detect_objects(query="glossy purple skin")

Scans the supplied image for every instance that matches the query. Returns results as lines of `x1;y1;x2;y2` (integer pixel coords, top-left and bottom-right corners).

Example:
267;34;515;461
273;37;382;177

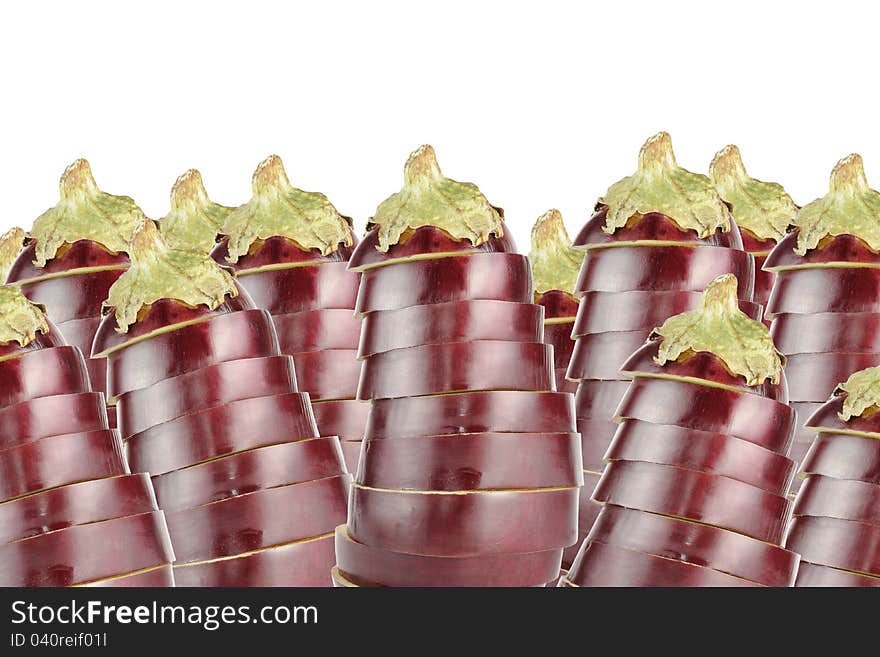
174;534;338;587
793;475;880;526
125;392;320;476
615;377;795;455
785;515;880;576
794;561;880;587
765;267;880;317
6;240;128;284
312;399;370;441
771;311;880;355
544;322;574;370
0;474;157;544
0;346;91;410
573;208;744;250
764;230;880;271
54;317;110;396
93;290;254;357
116;355;298;439
358;300;544;359
82;358;107;395
235;262;360;315
554;368;578;394
537;290;579;320
0;429;127;503
211;234;356;272
561;472;603;568
335;525;562;587
803;395;880;435
752;255;775;321
164;475;350;563
54;316;99;353
291;350;361;401
575;244;755;300
584;504;798;587
784;352;880;402
577;418;619;471
739;230;777;255
349;222;517;272
356;432;583;491
572;290;763;336
573;380;632;420
104;309;280;400
566;540;759;587
0;511;173;587
606;419;795;495
787;441;812;494
593;460;791;544
150;437;347;512
338;439;363;469
365;390;576;439
348;485;579;557
566;330;651;382
20;269;125;324
740;234;777;315
620;340;789;402
275;308;361;354
800;433;880;485
355;253;533;316
357;341;555;400
0;392;109;450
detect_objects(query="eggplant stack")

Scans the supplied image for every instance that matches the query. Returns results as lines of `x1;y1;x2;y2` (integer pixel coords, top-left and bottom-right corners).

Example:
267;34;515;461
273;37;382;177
333;145;582;587
5;160;143;430
0;264;174;587
765;155;880;495
788;367;880;586
563;133;769;565
92;196;349;587
562;274;800;587
211;156;367;474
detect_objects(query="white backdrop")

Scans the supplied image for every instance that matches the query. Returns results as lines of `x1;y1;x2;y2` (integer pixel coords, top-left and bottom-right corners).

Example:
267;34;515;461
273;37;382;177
1;1;876;250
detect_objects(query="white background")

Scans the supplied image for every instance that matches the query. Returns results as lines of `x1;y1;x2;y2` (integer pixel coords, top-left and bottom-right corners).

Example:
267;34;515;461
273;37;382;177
1;1;876;249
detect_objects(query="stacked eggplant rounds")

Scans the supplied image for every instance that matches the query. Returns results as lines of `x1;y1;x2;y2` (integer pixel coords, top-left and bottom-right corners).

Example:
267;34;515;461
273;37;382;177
332;146;582;587
92;218;349;587
562;274;799;587
765;155;880;491
710;145;797;326
528;210;590;569
211;156;366;473
565;133;762;552
0;277;174;587
787;367;880;586
5;160;144;429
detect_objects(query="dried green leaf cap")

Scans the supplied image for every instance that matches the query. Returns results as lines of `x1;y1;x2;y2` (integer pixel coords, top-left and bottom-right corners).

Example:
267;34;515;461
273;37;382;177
836;366;880;421
222;155;353;263
0;285;49;347
528;209;583;294
371;145;504;252
600;132;731;238
653;274;784;386
30;159;146;267
794;154;880;255
0;227;26;283
105;218;238;333
161;169;234;254
710;145;797;242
